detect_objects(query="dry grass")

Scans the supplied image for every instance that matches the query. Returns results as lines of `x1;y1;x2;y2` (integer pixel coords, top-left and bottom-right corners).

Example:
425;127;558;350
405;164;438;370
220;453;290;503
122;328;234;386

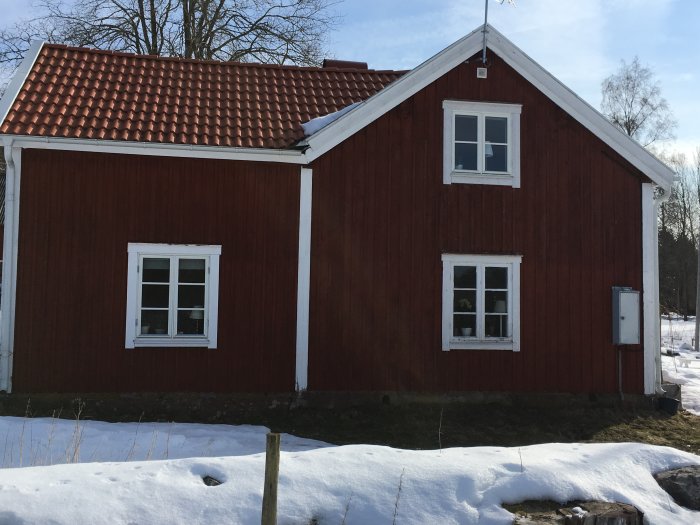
1;394;698;454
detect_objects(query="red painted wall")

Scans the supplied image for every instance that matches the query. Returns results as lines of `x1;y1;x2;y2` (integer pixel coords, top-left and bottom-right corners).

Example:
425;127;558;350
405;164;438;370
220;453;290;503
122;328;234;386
308;51;647;394
11;49;650;395
13;151;300;392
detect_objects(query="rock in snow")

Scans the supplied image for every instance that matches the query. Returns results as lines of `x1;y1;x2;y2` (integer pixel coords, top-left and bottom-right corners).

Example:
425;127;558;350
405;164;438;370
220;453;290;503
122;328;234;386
654;465;700;511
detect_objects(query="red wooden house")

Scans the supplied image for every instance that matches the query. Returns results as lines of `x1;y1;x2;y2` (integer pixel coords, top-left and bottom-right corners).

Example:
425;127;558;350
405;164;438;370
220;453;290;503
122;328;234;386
0;25;674;396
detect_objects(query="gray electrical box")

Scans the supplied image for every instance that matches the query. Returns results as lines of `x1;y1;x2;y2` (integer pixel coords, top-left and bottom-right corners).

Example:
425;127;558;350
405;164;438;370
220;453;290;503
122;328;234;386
612;287;640;345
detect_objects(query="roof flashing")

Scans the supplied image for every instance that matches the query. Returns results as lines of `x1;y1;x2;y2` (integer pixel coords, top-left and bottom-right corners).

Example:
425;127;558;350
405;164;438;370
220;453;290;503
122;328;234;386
0;40;44;129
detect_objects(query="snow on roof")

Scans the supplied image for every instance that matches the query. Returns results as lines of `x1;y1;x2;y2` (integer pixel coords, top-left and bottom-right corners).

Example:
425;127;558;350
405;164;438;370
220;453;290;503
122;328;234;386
301;102;361;137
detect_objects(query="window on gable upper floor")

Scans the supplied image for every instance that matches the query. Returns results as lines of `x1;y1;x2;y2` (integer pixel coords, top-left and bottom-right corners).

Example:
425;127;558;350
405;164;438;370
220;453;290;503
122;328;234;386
442;101;522;187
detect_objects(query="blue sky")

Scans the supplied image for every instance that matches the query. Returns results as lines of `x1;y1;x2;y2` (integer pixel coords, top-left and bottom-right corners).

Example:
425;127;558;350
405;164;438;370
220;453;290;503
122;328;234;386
2;0;699;158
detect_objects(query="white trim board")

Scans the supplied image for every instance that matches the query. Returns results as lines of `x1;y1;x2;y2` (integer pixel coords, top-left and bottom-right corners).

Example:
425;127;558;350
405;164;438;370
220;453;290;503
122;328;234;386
5;135;306;165
302;24;674;191
641;184;658;395
295;168;313;391
0;41;44;129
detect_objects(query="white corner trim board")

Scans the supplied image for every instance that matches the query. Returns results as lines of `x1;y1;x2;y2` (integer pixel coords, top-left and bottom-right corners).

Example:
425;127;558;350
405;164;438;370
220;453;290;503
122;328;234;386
641;184;657;395
295;167;313;391
0;141;22;392
0;41;44;128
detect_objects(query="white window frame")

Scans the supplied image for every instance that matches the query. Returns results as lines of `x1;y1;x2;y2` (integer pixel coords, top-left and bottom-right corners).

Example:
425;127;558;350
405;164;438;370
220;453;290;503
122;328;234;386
125;243;221;349
442;100;522;188
441;254;522;351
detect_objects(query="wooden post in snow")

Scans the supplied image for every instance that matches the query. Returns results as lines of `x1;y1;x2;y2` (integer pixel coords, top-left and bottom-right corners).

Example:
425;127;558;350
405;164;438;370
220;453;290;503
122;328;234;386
261;432;281;525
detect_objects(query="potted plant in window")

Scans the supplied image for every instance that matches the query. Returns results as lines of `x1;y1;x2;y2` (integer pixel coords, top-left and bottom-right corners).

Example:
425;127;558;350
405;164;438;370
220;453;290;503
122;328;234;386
457;297;473;336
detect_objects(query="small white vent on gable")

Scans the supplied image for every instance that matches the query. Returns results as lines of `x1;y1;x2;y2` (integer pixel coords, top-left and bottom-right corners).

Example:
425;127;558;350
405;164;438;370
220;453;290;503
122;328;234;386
476;67;488;79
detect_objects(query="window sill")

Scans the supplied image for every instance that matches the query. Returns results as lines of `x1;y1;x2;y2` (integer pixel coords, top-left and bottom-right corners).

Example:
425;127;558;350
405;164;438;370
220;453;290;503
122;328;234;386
448;171;516;187
131;337;214;349
444;339;517;351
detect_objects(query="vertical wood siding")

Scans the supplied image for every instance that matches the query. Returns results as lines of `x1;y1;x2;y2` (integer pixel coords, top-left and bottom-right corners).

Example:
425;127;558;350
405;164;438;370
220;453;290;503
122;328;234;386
13;151;300;392
308;51;647;394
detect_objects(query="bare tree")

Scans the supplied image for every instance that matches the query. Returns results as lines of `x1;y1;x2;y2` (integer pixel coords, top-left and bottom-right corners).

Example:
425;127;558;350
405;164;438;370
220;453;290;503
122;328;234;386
601;56;677;148
0;0;338;71
692;147;700;351
658;153;697;320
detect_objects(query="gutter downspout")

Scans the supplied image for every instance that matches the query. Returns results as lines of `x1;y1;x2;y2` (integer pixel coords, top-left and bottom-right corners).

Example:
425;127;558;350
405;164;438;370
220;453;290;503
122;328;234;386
0;139;19;392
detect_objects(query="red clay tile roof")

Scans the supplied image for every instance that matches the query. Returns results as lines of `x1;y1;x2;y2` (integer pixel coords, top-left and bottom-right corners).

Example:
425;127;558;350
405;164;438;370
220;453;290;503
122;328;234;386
0;44;406;149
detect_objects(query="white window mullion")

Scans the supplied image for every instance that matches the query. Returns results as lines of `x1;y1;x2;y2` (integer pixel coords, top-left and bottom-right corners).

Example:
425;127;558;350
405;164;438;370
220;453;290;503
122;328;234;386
476;264;484;339
477;114;485;173
506;115;512;174
452;114;458;173
507;266;513;339
169;255;177;337
203;259;210;338
136;255;143;334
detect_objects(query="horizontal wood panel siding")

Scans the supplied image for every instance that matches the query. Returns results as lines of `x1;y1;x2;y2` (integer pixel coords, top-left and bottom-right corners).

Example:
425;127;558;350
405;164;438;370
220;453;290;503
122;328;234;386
309;51;646;394
14;150;300;392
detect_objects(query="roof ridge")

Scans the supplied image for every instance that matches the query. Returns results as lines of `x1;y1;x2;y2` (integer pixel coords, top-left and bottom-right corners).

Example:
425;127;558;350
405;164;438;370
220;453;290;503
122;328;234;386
41;43;408;74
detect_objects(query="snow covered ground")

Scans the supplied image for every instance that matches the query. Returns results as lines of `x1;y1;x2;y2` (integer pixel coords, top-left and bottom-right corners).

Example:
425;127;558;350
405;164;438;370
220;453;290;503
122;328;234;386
0;322;696;523
0;418;698;524
661;316;700;415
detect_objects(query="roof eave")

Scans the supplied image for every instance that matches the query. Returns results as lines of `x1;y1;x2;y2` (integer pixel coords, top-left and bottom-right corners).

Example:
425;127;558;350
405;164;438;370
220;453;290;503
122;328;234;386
2;134;307;164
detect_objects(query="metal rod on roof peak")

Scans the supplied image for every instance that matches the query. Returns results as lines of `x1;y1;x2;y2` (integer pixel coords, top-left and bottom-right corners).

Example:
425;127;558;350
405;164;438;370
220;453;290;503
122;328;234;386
482;0;489;64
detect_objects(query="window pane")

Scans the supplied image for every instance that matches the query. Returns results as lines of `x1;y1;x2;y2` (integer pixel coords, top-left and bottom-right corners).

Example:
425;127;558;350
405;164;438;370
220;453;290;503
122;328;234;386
143;258;170;283
485;144;507;172
454;314;476;337
141;310;169;335
454;290;476;313
142;284;169;308
485;314;508;338
485;290;508;313
455;143;477;170
454;266;476;288
178;310;205;335
455;115;477;142
179;259;206;283
178;284;205;308
485;117;507;143
485;267;508;289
